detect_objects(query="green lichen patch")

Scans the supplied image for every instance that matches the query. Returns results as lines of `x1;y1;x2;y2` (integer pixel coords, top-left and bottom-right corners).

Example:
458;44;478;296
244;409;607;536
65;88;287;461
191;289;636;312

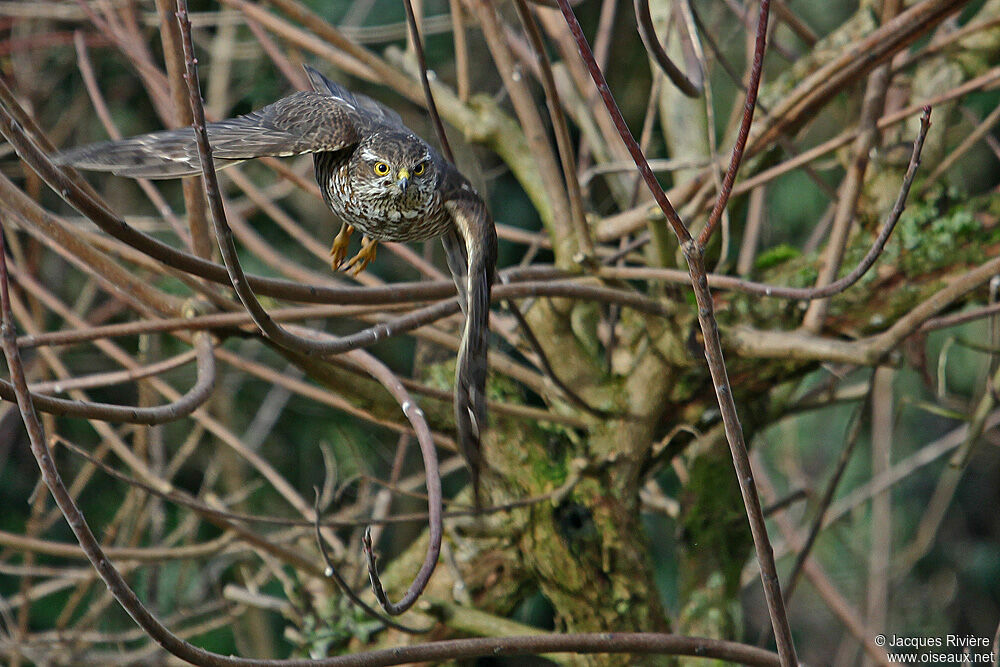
754;243;802;271
890;189;985;276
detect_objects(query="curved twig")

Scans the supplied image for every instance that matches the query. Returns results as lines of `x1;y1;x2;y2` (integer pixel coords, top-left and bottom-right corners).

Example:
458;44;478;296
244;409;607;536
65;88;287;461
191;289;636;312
0;327;216;424
346;350;443;615
633;0;702;98
312;491;432;633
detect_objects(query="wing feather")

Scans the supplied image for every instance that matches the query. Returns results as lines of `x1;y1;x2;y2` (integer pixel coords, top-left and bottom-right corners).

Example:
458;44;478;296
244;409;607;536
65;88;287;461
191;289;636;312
54;90;362;179
304;65;406;130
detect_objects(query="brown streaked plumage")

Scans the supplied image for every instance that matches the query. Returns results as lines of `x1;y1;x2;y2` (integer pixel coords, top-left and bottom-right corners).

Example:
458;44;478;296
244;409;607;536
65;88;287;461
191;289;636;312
55;65;497;506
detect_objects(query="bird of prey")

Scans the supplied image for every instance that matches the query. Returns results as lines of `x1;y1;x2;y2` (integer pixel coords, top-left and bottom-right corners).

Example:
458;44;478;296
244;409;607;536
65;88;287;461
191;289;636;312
56;65;497;505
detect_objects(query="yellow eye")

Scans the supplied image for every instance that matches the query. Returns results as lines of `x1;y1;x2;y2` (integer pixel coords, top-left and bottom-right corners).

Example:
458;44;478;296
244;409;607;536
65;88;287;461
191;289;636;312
373;162;390;176
413;162;426;176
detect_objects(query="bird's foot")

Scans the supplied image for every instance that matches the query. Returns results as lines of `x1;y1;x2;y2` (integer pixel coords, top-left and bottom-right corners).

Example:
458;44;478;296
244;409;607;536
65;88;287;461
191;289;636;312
329;224;354;271
343;236;378;276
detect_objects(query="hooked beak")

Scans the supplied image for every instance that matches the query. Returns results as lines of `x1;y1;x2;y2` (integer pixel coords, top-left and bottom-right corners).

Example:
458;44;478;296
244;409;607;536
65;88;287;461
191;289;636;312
396;168;410;193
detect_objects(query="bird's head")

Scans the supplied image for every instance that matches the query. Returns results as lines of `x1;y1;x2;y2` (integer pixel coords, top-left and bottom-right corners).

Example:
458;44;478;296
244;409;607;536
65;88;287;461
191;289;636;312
352;132;438;209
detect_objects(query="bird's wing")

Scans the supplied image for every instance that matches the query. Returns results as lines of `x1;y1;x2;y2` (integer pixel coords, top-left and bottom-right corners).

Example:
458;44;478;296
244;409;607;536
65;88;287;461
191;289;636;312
441;174;498;510
304;65;407;130
53;90;363;179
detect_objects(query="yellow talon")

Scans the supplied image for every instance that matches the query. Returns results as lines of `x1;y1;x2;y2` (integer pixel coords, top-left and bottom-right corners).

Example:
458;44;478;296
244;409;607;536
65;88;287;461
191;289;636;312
329;223;354;271
343;236;379;276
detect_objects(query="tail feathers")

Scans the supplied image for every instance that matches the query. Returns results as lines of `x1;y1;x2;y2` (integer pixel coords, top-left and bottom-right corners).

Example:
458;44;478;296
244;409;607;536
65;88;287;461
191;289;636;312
455;330;489;510
443;199;497;512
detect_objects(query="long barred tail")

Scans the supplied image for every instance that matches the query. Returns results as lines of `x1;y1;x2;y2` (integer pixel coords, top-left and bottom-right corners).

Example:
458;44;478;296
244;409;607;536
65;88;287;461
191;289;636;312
443;196;497;511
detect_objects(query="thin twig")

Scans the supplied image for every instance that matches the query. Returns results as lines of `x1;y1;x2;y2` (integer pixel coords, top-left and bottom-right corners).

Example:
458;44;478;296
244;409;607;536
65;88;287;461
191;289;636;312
26;348;196;394
801;17;898;333
697;0;769;246
866;366;893;648
401;0;453;162
922;302;1000;332
153;0;213;259
633;0;701;97
512;0;594;260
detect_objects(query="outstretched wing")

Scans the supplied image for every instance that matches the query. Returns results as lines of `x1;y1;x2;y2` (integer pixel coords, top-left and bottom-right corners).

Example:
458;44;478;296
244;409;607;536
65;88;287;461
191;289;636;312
54;90;362;179
303;64;407;130
441;176;498;510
